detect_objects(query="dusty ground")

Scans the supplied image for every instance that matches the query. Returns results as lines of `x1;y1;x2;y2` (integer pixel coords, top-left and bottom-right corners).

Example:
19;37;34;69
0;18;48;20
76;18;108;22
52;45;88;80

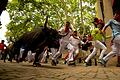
0;59;120;80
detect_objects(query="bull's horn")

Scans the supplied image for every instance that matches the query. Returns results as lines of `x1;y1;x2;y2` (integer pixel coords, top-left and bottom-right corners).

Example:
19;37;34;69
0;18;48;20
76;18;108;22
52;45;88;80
44;15;49;28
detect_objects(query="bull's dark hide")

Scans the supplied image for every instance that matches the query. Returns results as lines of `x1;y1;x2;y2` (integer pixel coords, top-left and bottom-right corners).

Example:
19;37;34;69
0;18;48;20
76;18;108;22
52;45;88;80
11;26;61;65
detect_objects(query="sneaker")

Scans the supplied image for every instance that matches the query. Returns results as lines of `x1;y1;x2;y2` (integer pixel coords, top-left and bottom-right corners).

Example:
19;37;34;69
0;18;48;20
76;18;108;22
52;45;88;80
98;59;107;67
98;59;102;63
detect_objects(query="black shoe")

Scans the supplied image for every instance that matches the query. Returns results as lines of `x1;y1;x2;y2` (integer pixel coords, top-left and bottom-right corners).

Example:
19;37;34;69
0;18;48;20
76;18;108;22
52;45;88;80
88;60;92;66
68;61;76;66
44;59;48;63
64;61;67;64
85;62;90;67
51;60;56;66
56;60;59;64
33;62;41;67
116;63;120;67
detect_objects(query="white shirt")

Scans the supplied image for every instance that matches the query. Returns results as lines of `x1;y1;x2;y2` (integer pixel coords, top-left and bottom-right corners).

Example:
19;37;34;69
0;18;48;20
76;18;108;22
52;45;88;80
69;36;80;48
59;27;73;42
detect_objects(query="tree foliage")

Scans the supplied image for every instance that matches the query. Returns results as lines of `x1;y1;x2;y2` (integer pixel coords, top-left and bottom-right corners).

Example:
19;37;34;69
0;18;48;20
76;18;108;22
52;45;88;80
6;0;96;42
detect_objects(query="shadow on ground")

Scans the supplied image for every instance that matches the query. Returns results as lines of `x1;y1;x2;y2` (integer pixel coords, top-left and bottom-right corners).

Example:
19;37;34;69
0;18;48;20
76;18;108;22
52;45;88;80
21;63;65;69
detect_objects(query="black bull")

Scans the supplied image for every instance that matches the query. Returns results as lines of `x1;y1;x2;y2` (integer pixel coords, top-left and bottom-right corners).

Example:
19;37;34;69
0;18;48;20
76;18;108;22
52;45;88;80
9;27;61;66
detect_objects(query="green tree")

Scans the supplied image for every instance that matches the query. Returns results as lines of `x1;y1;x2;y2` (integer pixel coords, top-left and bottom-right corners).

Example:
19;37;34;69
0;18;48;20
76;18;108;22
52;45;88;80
6;0;96;42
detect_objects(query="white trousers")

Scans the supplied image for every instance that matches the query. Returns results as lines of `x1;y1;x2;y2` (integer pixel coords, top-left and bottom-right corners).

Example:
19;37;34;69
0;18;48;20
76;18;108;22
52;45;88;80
103;35;120;62
85;40;107;63
52;39;69;61
66;43;79;62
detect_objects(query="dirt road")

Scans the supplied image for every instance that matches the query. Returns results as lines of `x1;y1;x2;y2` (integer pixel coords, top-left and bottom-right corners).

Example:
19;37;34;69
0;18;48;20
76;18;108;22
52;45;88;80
0;60;120;80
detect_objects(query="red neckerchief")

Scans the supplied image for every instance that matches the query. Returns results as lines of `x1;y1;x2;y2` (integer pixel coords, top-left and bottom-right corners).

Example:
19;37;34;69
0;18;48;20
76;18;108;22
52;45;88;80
64;27;69;33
